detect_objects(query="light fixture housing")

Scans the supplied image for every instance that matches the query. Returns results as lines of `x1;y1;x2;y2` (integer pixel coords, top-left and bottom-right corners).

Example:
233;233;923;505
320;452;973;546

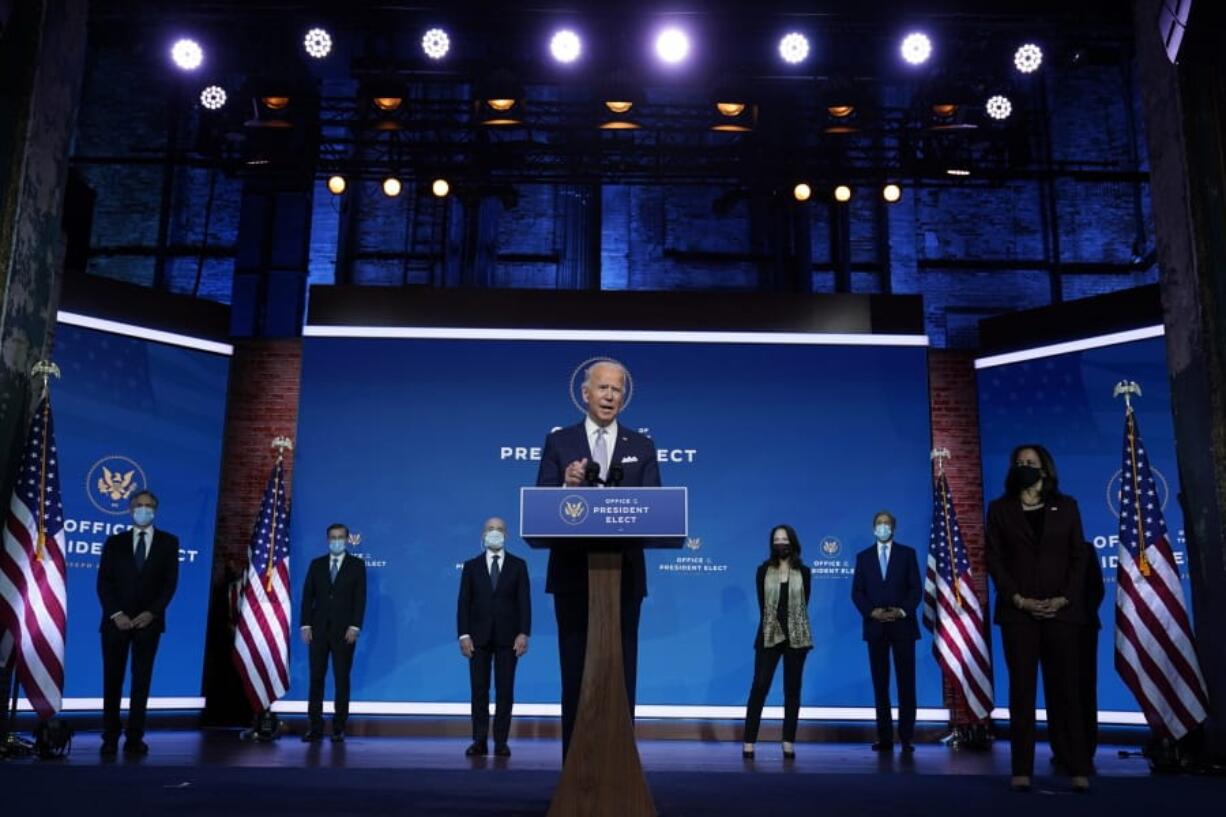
382;177;402;197
327;175;347;195
793;183;812;202
834;185;853;203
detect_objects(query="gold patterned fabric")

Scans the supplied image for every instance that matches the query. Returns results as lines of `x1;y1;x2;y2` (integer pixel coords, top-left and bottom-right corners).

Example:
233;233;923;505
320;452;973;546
761;564;813;649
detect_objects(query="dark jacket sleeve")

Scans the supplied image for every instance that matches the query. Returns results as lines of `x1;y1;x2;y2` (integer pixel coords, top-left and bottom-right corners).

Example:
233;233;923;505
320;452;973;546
517;559;532;637
299;559;315;626
1061;499;1088;603
801;562;812;604
351;558;367;629
151;534;180;617
641;437;661;487
851;551;871;618
903;546;922;613
536;433;563;487
754;563;765;615
457;562;471;638
1085;540;1105;622
97;536;121;618
985;501;1020;603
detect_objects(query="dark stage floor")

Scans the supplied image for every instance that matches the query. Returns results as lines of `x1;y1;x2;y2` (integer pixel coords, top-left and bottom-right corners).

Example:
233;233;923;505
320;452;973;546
1;730;1222;816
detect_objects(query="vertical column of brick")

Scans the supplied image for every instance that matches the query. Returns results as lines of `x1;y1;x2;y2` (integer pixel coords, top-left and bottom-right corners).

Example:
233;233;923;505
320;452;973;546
928;349;991;725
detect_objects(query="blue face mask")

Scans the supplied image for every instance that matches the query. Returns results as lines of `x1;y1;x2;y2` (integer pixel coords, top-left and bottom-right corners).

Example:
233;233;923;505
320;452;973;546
132;507;155;527
328;539;347;556
874;524;893;542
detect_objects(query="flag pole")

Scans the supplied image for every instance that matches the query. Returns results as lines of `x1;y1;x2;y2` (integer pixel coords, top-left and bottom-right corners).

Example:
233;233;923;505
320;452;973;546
30;362;60;563
930;448;961;609
1113;380;1150;577
263;437;293;593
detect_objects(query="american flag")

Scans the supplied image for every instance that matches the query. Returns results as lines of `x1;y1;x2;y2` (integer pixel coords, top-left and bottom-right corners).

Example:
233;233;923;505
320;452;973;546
923;471;994;720
231;457;292;713
1114;408;1208;739
0;395;67;719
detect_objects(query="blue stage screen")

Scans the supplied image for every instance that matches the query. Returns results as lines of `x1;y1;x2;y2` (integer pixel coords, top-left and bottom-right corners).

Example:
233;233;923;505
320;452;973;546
286;334;940;712
47;321;229;705
976;333;1186;716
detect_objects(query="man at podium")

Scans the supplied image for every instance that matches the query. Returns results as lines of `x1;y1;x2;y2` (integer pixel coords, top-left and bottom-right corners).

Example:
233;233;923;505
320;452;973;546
536;360;661;756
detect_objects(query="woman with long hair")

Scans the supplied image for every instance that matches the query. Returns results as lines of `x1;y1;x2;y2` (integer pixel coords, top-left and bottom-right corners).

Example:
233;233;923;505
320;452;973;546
741;524;813;760
987;444;1091;792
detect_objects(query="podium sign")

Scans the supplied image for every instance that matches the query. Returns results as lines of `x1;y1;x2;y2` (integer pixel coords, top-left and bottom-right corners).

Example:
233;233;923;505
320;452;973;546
519;486;688;541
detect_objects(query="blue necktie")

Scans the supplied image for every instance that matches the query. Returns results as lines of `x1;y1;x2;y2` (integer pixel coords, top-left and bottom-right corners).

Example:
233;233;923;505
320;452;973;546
593;428;609;481
135;531;147;572
330;557;339;583
878;545;888;579
490;554;501;591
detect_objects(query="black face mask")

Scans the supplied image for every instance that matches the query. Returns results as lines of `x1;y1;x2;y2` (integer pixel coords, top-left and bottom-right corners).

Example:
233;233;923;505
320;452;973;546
1008;465;1044;496
772;544;792;559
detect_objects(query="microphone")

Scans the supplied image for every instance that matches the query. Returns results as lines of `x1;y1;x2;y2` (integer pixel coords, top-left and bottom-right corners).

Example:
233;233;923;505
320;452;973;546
607;465;624;487
583;461;601;486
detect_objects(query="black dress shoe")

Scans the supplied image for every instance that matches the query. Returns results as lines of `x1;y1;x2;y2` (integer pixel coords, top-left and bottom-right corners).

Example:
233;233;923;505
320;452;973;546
871;742;894;752
100;739;118;757
900;743;916;755
782;746;796;760
494;743;511;757
301;730;323;743
465;741;488;756
123;738;149;756
330;730;346;743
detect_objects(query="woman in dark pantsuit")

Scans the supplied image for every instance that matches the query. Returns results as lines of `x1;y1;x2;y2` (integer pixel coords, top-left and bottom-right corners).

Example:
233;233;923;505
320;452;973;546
987;444;1091;793
742;525;813;760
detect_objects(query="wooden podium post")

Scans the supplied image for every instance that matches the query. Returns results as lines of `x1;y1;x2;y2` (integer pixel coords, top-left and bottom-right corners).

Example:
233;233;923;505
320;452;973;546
547;550;655;817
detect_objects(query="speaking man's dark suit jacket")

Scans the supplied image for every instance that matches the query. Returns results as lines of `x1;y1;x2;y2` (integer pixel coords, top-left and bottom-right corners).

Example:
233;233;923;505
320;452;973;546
457;552;532;646
300;553;367;637
986;494;1089;625
850;542;922;642
535;421;661;598
97;529;180;632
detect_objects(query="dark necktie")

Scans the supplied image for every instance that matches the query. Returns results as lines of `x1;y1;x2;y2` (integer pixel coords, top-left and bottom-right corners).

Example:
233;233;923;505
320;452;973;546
135;530;147;572
330;557;339;583
490;554;500;591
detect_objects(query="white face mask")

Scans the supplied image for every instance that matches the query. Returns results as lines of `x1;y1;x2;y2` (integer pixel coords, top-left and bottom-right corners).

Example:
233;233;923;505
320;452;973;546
483;530;505;551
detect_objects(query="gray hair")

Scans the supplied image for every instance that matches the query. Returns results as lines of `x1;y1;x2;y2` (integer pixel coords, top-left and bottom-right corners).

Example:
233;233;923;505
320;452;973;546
873;510;897;528
582;359;629;390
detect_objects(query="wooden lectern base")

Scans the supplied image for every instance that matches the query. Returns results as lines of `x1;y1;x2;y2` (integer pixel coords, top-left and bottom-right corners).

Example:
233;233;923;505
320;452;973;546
547;550;656;817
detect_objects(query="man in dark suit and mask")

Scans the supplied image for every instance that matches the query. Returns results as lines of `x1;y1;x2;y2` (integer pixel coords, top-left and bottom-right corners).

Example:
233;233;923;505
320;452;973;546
457;516;531;757
97;490;180;756
300;523;366;743
535;359;660;757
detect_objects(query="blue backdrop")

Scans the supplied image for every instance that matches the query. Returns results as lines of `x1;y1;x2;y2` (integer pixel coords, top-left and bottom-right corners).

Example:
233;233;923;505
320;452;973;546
52;322;229;702
287;336;940;710
976;335;1186;714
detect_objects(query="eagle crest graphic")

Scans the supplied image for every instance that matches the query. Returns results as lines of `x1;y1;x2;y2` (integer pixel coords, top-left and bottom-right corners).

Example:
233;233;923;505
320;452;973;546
97;467;137;502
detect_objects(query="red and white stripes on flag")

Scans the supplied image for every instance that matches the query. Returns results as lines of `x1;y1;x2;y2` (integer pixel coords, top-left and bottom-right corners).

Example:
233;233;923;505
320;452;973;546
232;457;292;713
0;395;67;719
923;471;994;720
1114;408;1208;739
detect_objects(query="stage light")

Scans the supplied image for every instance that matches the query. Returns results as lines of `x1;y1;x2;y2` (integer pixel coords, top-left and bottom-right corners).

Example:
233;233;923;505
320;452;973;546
793;183;812;202
946;168;971;177
605;100;633;114
486;98;516;112
827;105;855;118
432;178;450;197
199;85;227;110
551;29;582;64
655;27;690;64
882;183;902;203
382;177;402;197
303;27;332;59
422;27;450;60
778;32;810;65
171;38;204;71
834;185;852;202
373;96;403;112
900;32;931;65
327;175;347;195
261;96;290;111
986;94;1013;120
716;102;746;117
932;103;958;117
1014;43;1043;73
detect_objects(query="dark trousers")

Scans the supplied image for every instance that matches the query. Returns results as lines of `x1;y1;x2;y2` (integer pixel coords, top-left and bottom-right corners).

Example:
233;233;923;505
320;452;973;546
101;625;162;740
867;638;917;745
554;590;642;758
308;632;355;731
1045;625;1099;769
470;644;519;744
743;645;808;743
1000;619;1089;777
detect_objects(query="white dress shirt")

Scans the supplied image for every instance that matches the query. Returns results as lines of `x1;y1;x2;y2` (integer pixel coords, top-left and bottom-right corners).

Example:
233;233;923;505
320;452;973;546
584;416;618;474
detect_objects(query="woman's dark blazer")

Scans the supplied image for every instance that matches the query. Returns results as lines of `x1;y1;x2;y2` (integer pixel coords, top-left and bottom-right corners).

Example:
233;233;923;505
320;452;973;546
986;493;1089;626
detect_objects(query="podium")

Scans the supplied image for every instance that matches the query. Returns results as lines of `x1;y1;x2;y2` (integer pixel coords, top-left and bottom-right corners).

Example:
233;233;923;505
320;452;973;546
521;487;688;817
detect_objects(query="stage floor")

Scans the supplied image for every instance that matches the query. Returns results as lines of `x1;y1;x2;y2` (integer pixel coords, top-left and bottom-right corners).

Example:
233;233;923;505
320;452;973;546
1;731;1221;816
